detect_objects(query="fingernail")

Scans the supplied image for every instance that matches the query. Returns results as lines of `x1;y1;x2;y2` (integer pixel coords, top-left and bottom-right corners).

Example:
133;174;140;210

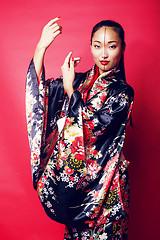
58;16;61;19
71;57;74;61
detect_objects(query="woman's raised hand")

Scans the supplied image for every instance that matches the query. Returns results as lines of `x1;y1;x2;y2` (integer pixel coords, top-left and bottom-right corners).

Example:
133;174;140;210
61;51;80;99
33;17;62;78
38;17;62;50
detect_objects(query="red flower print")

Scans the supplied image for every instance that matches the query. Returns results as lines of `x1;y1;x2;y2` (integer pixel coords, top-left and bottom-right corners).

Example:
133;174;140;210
70;136;85;160
33;153;38;160
93;89;98;95
85;220;95;228
70;176;75;181
58;140;68;160
89;148;98;156
43;176;47;180
96;84;104;90
83;125;90;139
87;121;94;130
61;112;65;118
65;118;72;126
90;137;97;144
97;214;107;224
58;140;66;151
104;152;119;172
37;181;45;191
65;167;74;175
93;150;98;155
100;93;106;102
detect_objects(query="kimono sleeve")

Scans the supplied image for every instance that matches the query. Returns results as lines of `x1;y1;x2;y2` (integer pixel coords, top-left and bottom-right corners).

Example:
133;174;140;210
25;59;64;189
26;59;46;149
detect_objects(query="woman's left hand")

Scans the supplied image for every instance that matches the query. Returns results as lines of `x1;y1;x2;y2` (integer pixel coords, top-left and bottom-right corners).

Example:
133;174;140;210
61;51;80;98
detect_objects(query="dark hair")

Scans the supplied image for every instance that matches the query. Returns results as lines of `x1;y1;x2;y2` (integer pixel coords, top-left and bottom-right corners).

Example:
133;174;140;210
91;20;126;81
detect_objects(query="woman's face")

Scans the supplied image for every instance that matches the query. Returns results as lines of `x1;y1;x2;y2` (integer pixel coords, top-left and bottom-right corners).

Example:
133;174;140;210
90;27;123;74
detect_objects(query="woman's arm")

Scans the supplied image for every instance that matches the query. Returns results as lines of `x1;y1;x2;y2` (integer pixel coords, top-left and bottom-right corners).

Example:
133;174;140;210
33;17;62;78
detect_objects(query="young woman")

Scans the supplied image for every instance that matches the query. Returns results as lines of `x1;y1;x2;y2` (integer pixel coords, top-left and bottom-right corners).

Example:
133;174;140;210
26;17;134;240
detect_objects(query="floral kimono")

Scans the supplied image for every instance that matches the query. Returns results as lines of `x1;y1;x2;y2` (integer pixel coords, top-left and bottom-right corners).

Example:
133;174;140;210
26;60;134;240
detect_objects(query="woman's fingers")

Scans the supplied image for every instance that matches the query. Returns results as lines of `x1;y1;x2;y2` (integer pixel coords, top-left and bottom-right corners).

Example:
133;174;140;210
69;57;75;69
61;52;74;98
46;17;60;27
66;51;73;61
38;17;62;49
61;52;74;75
73;57;81;62
71;57;81;67
52;25;62;40
47;18;62;36
61;52;81;98
47;21;62;36
53;25;62;35
50;23;62;31
53;30;61;39
63;51;72;67
74;57;81;67
74;57;81;62
62;52;81;70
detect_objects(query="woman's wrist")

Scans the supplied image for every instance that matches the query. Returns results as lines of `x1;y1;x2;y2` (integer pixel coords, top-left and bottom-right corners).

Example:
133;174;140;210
36;42;47;54
33;44;46;79
67;87;74;99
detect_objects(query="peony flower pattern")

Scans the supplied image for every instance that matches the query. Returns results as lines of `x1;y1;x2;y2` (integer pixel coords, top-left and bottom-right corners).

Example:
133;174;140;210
70;136;85;161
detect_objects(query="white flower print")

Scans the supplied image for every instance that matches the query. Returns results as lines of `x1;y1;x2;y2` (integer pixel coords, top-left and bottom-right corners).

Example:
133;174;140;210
45;201;52;208
64;124;82;143
67;181;74;188
99;233;108;239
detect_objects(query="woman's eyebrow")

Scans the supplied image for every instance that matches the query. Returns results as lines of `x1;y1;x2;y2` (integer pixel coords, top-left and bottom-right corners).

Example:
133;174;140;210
93;40;101;43
94;40;118;44
108;40;118;43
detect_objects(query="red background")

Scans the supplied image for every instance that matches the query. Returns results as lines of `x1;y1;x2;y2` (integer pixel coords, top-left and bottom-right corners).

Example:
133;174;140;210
0;0;160;239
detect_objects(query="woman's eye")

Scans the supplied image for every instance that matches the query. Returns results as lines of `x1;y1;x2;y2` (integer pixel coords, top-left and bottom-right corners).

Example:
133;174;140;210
109;45;116;49
94;45;100;49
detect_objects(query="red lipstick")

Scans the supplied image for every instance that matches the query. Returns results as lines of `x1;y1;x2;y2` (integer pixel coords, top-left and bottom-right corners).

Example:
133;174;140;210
100;60;109;65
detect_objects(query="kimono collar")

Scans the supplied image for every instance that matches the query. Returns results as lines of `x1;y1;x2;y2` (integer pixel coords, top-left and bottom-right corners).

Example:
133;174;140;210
78;65;120;104
98;65;120;81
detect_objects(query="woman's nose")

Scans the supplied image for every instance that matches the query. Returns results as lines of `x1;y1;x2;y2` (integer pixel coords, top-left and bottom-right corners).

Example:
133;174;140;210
102;47;108;58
